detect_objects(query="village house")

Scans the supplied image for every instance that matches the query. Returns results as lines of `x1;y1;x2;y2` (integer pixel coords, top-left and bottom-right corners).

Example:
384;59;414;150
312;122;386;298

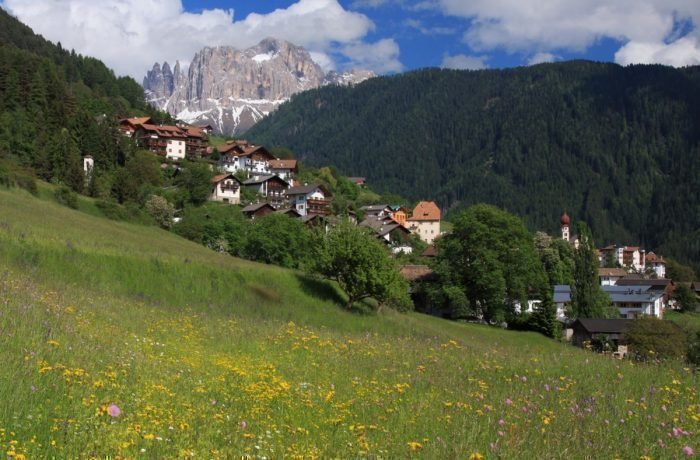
286;184;332;217
598;267;628;286
241;202;276;220
347;177;366;187
120;118;208;160
645;252;667;278
598;245;646;272
217;142;276;176
268;159;298;184
359;215;412;253
388;205;409;226
569;318;632;355
118;117;153;137
407;201;441;245
360;204;391;218
210;174;242;205
616;277;674;310
243;175;289;207
553;283;665;319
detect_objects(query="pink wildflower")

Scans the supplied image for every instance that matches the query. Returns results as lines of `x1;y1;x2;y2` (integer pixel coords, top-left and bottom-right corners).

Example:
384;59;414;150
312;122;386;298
108;404;121;417
498;419;505;426
682;446;694;457
505;398;512;406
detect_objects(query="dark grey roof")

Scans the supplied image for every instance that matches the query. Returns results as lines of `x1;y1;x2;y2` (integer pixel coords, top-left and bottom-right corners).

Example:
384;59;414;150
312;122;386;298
242;202;274;213
572;318;632;334
243;174;288;186
553;285;571;303
361;204;389;212
286;183;328;196
616;278;672;288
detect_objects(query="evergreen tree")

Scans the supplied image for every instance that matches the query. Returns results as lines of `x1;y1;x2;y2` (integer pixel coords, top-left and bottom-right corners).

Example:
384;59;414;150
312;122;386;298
570;222;610;318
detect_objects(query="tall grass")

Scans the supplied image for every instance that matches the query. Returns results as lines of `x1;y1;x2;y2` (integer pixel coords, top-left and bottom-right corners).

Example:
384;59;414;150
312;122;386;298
0;187;698;458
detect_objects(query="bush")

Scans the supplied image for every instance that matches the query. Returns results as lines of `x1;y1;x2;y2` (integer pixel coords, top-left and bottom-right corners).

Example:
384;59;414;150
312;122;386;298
53;186;78;209
145;195;175;229
0;160;37;195
623;317;688;361
96;199;128;221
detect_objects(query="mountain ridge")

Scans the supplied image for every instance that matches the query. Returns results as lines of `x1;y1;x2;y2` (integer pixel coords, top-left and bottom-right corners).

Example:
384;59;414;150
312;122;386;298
246;61;700;271
143;38;374;135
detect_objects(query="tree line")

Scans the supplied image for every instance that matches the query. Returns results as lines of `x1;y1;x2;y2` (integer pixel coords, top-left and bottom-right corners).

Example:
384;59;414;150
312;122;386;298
247;61;700;273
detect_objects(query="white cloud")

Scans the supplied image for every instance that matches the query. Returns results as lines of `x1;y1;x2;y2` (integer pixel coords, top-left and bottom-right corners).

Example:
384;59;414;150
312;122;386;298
341;39;403;73
615;36;700;66
528;52;558;65
434;0;700;67
441;54;488;70
2;0;392;79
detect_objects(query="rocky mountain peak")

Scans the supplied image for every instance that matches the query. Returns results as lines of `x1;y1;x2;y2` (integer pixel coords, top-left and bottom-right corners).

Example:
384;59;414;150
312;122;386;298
143;38;375;135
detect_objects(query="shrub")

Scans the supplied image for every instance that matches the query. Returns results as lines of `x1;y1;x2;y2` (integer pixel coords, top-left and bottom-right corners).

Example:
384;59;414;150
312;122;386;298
53;186;78;209
623;316;688;361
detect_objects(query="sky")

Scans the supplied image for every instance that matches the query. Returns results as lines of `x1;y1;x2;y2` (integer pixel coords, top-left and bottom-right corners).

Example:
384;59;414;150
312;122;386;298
2;0;700;81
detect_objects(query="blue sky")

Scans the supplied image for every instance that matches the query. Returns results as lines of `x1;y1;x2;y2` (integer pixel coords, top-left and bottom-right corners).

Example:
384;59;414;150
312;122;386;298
3;0;700;79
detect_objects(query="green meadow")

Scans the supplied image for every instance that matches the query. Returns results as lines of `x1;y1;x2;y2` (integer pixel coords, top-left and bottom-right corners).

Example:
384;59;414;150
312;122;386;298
0;186;697;459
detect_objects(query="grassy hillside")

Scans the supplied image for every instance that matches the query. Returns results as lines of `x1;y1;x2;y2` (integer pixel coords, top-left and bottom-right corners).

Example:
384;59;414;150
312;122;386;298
0;187;698;458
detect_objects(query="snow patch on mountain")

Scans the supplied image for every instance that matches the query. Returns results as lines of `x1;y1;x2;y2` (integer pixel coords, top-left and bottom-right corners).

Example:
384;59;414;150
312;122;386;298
143;38;375;135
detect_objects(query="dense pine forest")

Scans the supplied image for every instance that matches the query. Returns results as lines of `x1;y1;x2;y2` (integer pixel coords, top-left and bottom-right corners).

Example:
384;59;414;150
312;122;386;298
0;8;169;189
247;62;700;271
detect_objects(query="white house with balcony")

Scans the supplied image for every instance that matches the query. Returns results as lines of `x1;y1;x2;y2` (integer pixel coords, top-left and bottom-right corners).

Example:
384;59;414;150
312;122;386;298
286;184;331;216
210;174;242;205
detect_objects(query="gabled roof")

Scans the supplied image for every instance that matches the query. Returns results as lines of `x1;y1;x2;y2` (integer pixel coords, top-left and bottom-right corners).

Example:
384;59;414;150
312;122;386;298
360;217;410;238
218;142;245;155
243;174;289;186
276;208;301;217
361;204;389;212
210;173;241;184
242;202;275;213
120;117;153;127
645;252;666;264
572;318;632;334
241;145;276;160
286;183;330;197
408;201;441;221
422;245;437;257
268;159;298;170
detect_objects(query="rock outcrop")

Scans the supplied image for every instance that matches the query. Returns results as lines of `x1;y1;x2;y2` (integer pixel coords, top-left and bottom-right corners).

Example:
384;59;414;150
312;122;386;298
143;38;374;135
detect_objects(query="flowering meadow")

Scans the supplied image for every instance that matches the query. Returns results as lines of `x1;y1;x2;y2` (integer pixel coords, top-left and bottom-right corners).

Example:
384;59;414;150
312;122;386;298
1;187;698;458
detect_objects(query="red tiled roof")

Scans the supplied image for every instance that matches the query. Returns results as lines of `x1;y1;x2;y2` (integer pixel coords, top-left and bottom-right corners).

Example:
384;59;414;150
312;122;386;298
408;201;441;221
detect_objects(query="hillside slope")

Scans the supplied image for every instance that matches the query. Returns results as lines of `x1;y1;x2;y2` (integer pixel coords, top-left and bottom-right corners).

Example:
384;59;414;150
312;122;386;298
247;62;700;270
0;186;698;458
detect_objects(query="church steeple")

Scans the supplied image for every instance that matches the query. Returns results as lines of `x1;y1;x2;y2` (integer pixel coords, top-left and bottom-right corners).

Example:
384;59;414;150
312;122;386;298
560;212;570;241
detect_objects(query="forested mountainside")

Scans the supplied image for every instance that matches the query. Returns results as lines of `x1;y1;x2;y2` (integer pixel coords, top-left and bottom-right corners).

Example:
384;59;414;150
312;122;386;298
0;9;167;185
247;61;700;270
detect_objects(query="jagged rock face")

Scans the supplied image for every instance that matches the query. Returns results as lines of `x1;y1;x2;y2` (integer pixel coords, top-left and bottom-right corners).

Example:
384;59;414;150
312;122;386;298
143;38;374;135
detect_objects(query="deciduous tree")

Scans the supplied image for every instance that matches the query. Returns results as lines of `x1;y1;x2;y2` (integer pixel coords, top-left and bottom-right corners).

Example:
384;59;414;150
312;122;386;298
311;222;411;311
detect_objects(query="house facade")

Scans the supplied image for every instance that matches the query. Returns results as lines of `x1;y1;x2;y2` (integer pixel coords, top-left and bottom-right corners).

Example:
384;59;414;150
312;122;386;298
598;267;628;286
407;201;441;244
210;174;242;205
243;175;289;207
645;252;666;278
286;184;331;216
268;159;298;183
